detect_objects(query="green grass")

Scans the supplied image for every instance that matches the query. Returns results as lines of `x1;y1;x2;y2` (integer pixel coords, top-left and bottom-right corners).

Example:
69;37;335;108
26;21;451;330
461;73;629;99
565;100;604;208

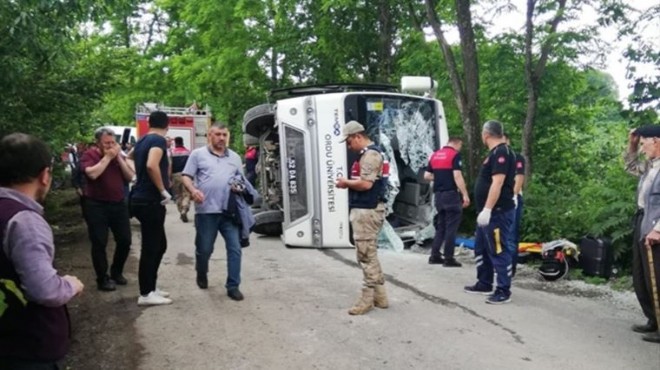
609;275;633;292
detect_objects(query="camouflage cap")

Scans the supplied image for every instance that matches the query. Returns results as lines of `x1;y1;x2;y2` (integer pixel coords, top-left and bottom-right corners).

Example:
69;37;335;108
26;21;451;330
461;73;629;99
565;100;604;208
339;121;365;143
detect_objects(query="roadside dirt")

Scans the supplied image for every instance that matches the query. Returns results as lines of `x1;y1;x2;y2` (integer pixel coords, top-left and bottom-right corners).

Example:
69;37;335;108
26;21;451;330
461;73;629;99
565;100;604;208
45;189;142;370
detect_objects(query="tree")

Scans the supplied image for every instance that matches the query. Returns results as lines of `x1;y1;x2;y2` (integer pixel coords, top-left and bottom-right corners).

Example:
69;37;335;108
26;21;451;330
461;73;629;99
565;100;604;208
620;3;659;125
0;0;122;147
402;0;483;179
520;0;629;182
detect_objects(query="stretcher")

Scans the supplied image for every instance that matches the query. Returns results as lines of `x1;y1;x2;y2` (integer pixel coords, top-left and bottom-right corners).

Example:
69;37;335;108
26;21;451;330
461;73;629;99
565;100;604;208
454;238;543;255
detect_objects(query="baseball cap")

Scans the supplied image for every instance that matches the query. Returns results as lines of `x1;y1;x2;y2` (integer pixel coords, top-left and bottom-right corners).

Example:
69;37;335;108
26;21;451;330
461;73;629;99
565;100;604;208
339;121;366;143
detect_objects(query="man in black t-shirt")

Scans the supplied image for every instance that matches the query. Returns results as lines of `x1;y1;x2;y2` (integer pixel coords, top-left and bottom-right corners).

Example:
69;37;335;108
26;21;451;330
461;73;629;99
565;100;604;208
464;120;516;304
129;111;173;306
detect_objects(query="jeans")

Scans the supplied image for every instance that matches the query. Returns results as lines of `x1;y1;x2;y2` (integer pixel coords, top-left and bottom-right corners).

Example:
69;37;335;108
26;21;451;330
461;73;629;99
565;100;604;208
430;191;463;259
130;201;167;296
83;199;132;282
194;213;242;290
506;194;524;276
475;208;515;294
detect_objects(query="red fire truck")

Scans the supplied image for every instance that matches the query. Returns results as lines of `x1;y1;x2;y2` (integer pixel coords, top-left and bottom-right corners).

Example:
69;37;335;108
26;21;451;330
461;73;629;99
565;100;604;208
135;103;212;149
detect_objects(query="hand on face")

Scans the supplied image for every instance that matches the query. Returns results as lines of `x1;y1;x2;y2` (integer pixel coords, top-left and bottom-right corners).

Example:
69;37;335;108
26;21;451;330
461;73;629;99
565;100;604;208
103;142;119;159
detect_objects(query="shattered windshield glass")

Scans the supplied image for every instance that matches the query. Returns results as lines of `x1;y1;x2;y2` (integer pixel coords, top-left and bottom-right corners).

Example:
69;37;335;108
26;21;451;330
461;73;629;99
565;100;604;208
344;95;438;251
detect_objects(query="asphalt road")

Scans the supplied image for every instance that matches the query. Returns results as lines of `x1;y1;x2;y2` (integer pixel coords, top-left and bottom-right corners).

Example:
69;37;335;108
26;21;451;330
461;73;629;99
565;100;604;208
131;205;660;370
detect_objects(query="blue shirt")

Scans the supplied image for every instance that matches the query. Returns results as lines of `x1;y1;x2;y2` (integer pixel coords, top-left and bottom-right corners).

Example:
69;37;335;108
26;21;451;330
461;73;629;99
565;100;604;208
131;133;169;202
182;146;243;214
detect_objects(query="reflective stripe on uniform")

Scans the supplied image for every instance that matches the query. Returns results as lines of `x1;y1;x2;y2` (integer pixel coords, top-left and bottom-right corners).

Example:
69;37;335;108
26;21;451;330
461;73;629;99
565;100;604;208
494;228;502;254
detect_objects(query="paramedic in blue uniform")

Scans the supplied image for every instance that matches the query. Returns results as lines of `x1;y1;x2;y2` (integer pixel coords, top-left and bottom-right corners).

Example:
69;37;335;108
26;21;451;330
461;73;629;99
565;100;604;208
464;120;516;304
504;133;526;277
424;137;470;267
624;124;660;343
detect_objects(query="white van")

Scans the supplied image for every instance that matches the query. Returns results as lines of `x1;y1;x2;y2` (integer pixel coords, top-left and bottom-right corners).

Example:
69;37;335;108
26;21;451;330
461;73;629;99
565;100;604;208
243;77;449;248
103;125;137;147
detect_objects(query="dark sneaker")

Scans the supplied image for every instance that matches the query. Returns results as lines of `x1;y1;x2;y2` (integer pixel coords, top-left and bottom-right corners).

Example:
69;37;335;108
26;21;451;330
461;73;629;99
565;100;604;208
227;288;244;301
464;283;492;295
97;277;116;292
111;274;128;285
180;213;189;223
443;258;462;268
196;274;208;289
486;289;512;305
428;255;445;265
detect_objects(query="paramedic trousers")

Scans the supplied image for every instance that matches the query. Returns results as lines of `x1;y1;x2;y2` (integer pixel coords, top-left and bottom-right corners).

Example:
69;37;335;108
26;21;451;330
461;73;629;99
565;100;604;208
431;190;463;259
475;208;515;294
506;194;524;277
350;203;386;288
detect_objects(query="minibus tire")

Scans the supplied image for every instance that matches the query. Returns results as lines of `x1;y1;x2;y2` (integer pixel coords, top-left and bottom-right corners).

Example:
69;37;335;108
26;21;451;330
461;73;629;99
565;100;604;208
243;104;275;137
252;222;282;237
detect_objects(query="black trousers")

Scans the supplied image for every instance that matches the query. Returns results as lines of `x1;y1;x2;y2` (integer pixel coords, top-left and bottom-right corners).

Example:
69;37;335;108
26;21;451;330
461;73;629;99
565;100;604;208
83;199;132;282
431;191;463;259
632;210;660;326
130;202;167;296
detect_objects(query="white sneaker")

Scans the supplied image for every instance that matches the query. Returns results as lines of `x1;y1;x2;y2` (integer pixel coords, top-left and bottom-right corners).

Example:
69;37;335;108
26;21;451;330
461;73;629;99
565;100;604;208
155;288;170;298
138;292;173;306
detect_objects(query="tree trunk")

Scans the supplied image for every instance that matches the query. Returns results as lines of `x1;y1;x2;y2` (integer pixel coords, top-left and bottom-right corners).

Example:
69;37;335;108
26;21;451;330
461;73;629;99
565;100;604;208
522;89;537;185
422;0;481;180
522;0;567;184
271;49;278;86
455;0;481;181
123;16;131;48
377;0;393;83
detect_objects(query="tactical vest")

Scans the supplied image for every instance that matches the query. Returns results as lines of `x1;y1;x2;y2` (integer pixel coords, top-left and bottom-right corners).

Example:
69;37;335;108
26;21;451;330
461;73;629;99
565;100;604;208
171;146;191;174
0;197;71;361
349;144;389;209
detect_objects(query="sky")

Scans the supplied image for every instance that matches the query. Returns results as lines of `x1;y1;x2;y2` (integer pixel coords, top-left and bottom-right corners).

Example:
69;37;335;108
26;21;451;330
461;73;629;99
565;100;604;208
440;0;658;102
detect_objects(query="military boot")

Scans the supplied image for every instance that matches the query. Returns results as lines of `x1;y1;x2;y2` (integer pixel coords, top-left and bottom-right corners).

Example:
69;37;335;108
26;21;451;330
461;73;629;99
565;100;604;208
348;288;374;315
373;284;389;309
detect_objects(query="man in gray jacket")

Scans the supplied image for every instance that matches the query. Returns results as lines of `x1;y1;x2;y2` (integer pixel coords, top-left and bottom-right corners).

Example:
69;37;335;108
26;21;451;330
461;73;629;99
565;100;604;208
625;124;660;344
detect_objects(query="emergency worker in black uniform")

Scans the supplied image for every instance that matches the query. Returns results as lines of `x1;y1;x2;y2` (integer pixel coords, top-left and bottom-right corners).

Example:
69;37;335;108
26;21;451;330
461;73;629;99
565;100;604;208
424;137;470;267
336;121;390;316
464;120;516;304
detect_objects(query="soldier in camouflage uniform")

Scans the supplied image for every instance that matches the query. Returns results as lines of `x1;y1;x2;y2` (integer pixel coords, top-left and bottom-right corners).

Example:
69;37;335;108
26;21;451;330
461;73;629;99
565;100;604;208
336;121;389;315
